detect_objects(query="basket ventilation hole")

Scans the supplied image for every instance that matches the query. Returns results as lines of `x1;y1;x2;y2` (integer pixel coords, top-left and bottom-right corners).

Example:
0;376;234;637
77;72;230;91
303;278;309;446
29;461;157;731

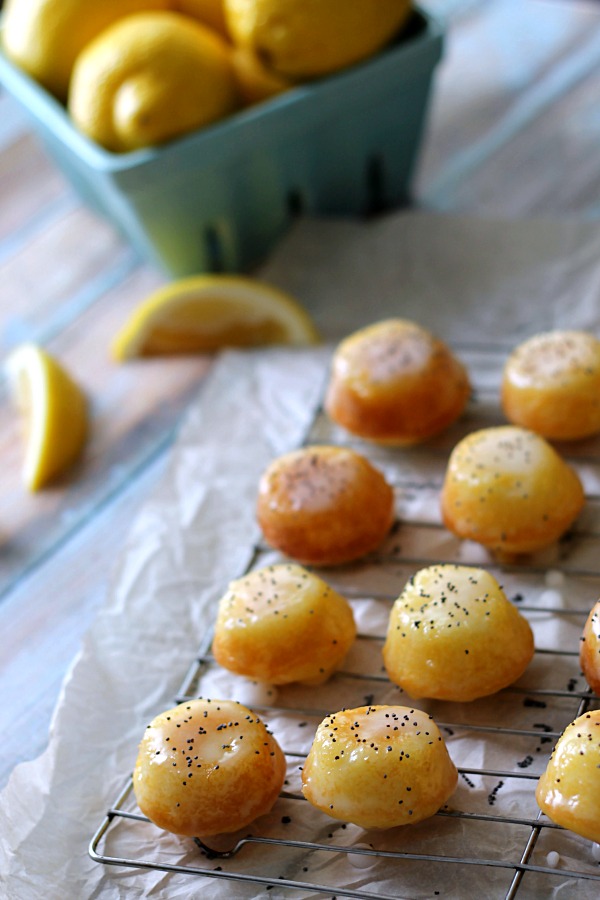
204;225;226;272
287;189;305;218
365;155;386;214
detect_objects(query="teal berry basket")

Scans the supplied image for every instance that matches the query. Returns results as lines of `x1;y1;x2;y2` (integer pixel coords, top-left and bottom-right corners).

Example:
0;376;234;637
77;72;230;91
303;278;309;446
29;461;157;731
0;8;443;277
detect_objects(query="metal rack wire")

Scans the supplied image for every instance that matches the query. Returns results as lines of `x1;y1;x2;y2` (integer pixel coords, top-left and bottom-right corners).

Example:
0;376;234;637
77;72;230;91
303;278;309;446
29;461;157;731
90;344;600;898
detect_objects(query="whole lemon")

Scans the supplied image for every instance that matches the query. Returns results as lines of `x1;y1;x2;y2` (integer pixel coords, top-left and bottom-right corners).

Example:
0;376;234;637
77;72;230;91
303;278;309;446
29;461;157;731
223;0;413;80
68;12;240;153
2;0;170;100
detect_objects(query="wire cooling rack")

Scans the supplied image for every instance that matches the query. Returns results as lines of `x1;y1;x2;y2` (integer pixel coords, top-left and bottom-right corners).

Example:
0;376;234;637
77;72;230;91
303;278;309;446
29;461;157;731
90;343;600;898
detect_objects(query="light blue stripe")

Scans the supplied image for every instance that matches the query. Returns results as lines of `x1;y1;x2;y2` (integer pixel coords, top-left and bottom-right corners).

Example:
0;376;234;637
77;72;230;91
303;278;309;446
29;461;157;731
0;193;79;266
0;428;174;604
422;24;600;209
0;90;29;150
0;246;141;359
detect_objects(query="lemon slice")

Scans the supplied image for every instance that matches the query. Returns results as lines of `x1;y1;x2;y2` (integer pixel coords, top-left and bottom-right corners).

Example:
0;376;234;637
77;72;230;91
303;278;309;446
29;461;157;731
111;275;320;359
5;344;88;491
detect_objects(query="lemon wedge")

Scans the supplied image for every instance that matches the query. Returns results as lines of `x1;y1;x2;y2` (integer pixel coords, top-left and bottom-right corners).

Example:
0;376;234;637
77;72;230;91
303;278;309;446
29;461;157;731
5;344;88;491
111;274;319;359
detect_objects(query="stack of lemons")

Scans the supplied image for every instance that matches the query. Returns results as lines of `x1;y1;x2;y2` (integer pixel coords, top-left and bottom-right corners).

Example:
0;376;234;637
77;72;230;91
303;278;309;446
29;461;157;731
2;0;413;152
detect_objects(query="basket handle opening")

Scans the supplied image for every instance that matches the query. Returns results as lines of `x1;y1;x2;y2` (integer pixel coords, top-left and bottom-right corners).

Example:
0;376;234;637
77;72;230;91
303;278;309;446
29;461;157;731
365;155;386;215
204;224;227;272
286;189;305;219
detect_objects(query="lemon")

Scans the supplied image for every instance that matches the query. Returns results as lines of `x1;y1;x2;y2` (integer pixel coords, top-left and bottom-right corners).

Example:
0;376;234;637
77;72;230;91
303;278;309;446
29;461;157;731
171;0;230;39
2;0;170;101
5;344;88;491
111;274;319;358
231;46;292;105
223;0;413;80
68;12;240;152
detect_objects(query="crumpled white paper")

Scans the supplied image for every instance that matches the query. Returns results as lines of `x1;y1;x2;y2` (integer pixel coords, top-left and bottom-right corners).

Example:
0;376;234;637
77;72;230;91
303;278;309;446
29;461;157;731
2;211;600;900
260;213;600;346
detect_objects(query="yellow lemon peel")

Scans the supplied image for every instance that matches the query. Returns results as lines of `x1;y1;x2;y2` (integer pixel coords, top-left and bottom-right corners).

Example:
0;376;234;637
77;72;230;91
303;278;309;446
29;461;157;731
223;0;413;80
171;0;230;39
68;11;239;152
2;0;170;100
231;46;292;105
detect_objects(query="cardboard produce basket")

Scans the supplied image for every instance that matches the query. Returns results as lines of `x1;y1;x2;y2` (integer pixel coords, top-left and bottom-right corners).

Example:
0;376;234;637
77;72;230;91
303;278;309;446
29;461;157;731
0;9;444;276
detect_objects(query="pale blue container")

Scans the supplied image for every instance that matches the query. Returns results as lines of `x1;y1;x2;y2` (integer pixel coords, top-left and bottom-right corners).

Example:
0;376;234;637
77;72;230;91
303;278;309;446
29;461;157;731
0;9;443;276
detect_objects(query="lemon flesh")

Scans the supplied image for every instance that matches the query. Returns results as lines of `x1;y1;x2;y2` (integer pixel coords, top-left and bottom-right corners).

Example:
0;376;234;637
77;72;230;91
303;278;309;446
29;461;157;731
111;275;319;359
223;0;413;80
68;11;240;153
5;344;88;491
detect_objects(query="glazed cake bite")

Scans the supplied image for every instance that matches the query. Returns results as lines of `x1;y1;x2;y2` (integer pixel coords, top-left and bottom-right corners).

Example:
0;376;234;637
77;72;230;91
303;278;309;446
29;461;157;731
212;563;356;685
536;709;600;844
383;564;534;701
325;318;471;445
440;425;584;556
502;329;600;440
133;698;286;837
301;705;457;830
256;444;395;565
580;600;600;695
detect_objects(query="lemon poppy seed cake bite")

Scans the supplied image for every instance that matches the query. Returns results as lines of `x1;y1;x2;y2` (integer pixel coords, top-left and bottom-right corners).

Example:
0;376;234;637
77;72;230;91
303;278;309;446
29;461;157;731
256;445;395;566
536;710;600;844
501;330;600;440
440;425;584;557
580;600;600;695
301;705;458;830
383;565;534;702
133;698;286;837
325;319;471;445
212;563;356;685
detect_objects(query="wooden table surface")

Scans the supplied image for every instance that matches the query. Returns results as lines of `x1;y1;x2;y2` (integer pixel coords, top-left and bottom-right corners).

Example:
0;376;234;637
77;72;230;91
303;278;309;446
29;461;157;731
2;0;600;791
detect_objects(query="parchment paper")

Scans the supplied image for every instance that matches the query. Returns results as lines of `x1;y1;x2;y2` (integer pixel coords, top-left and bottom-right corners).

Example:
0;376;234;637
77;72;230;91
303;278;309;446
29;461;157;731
2;211;600;899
